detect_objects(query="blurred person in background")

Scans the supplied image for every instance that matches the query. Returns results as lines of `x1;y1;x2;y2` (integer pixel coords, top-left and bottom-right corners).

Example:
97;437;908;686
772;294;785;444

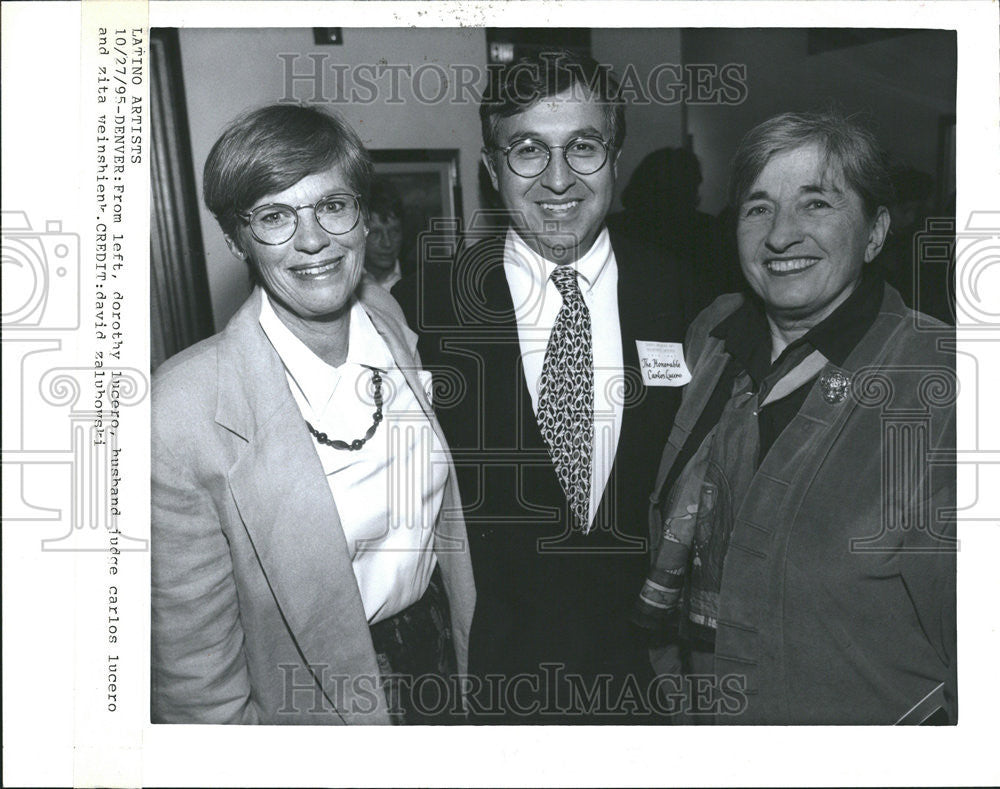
364;176;409;291
608;146;741;309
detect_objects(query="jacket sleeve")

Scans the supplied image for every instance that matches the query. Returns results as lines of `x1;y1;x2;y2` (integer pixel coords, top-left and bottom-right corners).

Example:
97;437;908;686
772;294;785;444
151;429;259;724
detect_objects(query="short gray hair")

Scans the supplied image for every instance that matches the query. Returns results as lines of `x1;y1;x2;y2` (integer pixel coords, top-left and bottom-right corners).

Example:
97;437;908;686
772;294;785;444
729;111;894;218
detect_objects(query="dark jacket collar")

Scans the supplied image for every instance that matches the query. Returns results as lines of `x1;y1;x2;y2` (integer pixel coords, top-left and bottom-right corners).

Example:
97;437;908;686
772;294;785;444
711;267;885;384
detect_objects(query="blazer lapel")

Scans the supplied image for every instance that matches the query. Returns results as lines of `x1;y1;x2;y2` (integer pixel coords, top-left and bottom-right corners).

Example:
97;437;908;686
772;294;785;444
755;290;911;487
216;289;387;723
349;282;476;674
359;286;470;554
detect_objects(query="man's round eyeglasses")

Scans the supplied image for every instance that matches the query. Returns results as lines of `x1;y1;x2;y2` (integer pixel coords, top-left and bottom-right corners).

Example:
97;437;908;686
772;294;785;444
238;193;362;246
491;136;611;178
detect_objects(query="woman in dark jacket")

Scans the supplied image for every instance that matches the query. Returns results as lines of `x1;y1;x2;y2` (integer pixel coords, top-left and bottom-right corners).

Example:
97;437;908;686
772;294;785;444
634;111;956;725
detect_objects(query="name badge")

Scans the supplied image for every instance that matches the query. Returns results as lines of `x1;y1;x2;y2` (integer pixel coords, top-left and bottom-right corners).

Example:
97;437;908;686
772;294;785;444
635;340;691;387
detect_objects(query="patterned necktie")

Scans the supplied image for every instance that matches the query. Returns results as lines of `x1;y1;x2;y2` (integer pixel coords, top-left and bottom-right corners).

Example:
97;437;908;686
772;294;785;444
537;265;594;531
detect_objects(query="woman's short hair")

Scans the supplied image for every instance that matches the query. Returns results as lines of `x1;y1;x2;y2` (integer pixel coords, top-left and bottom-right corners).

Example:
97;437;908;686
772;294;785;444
203;104;373;238
729;111;894;218
480;49;626;153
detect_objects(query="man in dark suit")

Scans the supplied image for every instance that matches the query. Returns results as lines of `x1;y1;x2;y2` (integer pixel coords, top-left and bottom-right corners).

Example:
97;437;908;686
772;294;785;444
396;50;696;722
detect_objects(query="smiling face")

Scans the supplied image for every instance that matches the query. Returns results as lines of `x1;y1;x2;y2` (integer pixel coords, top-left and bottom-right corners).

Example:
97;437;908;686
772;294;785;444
226;162;367;337
482;89;618;263
737;143;890;336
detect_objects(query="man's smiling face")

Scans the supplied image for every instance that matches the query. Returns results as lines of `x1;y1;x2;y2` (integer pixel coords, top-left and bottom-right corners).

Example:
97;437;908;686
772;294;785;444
483;89;619;264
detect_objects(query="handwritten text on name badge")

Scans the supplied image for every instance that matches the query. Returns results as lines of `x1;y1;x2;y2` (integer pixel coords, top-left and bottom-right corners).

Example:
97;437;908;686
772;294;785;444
635;340;691;387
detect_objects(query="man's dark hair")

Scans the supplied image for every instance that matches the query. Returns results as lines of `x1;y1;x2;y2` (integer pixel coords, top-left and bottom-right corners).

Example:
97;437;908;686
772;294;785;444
479;49;626;152
368;177;405;224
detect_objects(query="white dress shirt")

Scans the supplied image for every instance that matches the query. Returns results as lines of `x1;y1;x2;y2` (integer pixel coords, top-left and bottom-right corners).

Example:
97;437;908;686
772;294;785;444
259;293;445;624
503;227;624;528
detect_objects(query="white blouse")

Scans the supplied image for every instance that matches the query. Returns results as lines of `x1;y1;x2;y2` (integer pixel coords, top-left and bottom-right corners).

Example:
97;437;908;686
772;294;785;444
259;293;445;624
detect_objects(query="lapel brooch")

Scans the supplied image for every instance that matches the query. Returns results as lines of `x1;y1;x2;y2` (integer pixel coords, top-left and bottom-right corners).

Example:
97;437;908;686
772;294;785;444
819;370;851;404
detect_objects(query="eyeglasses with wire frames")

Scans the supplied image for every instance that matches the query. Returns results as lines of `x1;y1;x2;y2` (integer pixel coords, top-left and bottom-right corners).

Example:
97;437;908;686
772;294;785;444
489;136;612;178
237;192;362;246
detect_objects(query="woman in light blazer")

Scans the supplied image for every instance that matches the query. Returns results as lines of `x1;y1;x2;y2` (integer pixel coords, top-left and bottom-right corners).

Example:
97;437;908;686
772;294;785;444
151;104;474;725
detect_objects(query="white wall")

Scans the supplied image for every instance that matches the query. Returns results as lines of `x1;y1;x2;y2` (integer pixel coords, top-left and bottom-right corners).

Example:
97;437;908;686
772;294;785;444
179;27;488;329
683;29;956;215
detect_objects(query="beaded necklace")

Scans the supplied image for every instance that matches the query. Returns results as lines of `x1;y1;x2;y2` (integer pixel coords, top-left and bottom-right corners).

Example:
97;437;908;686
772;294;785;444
305;366;384;451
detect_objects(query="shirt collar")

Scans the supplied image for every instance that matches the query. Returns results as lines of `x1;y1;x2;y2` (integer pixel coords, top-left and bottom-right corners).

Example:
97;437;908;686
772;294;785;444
712;267;885;383
364;261;402;290
259;292;394;411
505;226;613;293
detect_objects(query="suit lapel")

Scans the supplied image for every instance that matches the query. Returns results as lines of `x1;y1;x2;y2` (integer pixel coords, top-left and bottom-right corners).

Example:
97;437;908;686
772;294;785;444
649;338;730;503
473;245;537;451
610;235;689;506
470;233;686;510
